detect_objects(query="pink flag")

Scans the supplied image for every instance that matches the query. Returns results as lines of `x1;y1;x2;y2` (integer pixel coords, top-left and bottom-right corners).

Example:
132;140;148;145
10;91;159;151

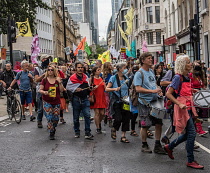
142;40;148;52
31;34;40;64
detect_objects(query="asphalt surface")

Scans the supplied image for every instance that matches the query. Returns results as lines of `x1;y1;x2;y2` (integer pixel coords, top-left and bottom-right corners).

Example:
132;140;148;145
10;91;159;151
0;107;210;173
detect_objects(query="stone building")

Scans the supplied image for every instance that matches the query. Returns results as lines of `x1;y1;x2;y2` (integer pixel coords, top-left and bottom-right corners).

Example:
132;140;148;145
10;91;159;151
114;0;130;51
52;0;80;59
134;0;165;62
163;0;179;64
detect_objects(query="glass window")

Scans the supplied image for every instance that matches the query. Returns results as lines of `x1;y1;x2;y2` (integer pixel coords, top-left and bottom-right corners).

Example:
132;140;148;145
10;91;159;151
147;32;153;45
156;32;161;44
146;0;152;3
203;0;208;9
134;0;138;8
155;0;159;2
146;7;153;23
135;15;138;29
155;6;160;23
121;10;127;21
125;0;130;7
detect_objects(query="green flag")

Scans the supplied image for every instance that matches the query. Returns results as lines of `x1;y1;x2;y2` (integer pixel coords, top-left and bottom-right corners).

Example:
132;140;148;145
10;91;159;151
84;42;91;56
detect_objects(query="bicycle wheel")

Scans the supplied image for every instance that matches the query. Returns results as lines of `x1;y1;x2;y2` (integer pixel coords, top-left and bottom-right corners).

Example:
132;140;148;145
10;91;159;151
7;98;12;120
12;99;22;124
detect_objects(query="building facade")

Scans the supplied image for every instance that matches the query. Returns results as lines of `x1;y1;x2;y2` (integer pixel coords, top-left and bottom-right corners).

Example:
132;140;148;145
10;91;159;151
64;0;99;45
163;0;209;65
200;0;209;65
134;0;165;62
163;0;179;64
52;0;80;59
114;0;130;51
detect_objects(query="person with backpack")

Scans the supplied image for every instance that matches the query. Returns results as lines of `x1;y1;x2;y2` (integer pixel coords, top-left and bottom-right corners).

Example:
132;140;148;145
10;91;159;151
160;67;176;144
8;60;35;121
34;57;49;128
106;63;131;143
128;65;139;137
164;54;204;169
134;52;165;154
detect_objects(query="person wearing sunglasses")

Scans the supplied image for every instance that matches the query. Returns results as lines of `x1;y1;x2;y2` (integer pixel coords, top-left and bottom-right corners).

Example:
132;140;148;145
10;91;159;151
39;66;64;140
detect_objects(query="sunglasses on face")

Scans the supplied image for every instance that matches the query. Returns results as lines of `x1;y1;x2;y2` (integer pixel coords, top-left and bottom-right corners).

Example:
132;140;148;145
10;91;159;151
48;69;54;71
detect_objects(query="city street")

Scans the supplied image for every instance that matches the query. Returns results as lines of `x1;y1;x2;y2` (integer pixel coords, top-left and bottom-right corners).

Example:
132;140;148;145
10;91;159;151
0;103;209;173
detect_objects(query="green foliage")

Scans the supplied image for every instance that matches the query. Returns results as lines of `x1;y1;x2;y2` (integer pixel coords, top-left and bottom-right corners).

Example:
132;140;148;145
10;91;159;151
87;45;106;60
0;0;51;35
95;44;106;55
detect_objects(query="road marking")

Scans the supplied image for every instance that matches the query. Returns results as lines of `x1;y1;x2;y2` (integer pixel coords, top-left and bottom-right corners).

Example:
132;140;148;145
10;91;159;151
0;131;6;133
0;122;11;127
195;141;210;154
24;131;31;133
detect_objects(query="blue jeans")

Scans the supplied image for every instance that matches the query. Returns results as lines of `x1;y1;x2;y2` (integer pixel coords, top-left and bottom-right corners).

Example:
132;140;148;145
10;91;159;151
168;111;196;163
36;92;43;121
72;96;91;134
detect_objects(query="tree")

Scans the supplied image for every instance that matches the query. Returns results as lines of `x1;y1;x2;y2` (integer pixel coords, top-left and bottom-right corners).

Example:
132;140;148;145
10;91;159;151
0;0;51;35
95;44;106;55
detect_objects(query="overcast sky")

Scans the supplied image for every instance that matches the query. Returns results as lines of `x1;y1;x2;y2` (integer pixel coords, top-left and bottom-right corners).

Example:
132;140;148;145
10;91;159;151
98;0;112;40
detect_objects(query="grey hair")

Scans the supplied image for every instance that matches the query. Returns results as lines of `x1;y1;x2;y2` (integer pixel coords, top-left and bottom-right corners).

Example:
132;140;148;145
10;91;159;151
21;60;29;67
116;62;126;71
174;54;190;75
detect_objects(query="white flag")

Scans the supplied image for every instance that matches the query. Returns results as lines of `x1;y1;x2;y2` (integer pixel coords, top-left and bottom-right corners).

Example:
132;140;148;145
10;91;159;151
73;43;77;53
110;46;120;58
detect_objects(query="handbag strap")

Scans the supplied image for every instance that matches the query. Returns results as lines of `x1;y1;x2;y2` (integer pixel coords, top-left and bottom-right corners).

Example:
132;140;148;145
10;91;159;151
139;97;150;107
115;74;122;98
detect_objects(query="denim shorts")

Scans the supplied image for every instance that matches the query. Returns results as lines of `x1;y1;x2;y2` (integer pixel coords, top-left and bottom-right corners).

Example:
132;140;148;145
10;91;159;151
138;104;163;128
19;90;32;105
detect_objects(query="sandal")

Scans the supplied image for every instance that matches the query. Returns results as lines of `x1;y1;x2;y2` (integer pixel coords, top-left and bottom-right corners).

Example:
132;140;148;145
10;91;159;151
120;137;130;143
130;131;139;137
111;128;117;139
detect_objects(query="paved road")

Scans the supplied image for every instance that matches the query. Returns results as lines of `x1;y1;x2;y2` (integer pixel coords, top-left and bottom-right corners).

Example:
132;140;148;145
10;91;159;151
0;107;209;173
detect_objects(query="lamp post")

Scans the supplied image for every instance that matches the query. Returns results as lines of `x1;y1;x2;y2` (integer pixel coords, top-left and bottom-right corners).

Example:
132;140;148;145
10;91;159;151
62;0;67;63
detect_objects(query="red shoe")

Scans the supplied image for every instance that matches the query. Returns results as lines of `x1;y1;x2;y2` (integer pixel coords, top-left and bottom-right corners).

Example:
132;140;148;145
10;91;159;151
198;130;208;137
186;161;204;169
164;144;174;160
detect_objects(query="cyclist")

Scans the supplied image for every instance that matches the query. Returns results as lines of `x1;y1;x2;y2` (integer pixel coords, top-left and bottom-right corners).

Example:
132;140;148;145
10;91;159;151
0;63;18;90
8;60;35;121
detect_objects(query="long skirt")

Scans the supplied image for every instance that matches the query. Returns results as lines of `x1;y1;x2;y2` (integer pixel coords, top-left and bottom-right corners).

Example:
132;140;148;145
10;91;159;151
43;101;60;133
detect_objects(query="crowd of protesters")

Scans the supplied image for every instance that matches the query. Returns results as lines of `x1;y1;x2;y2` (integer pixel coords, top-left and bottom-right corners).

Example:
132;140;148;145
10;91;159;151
0;52;209;169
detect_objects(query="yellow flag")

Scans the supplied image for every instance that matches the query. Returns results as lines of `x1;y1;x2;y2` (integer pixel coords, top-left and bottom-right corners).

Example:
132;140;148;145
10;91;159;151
53;58;58;63
125;7;134;35
101;50;111;64
118;24;131;51
98;54;102;61
16;18;32;37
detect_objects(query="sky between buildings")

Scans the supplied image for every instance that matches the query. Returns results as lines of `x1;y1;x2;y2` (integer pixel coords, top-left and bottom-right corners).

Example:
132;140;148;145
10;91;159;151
98;0;112;41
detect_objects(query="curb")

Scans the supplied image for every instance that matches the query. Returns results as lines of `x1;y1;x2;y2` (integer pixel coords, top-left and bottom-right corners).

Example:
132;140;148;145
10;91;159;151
0;115;9;122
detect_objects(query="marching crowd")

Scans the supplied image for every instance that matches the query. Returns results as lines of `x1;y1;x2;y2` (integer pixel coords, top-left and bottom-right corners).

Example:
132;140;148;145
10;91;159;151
0;52;209;169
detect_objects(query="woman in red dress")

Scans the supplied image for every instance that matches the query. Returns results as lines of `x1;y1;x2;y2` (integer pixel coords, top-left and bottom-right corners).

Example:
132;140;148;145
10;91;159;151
90;66;107;134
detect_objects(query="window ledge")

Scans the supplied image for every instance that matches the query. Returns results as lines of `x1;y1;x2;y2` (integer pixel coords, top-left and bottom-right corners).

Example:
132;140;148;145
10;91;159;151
201;8;209;16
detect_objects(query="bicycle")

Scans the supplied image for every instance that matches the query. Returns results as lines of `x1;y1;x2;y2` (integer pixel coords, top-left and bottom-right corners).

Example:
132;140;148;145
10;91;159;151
6;89;22;124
